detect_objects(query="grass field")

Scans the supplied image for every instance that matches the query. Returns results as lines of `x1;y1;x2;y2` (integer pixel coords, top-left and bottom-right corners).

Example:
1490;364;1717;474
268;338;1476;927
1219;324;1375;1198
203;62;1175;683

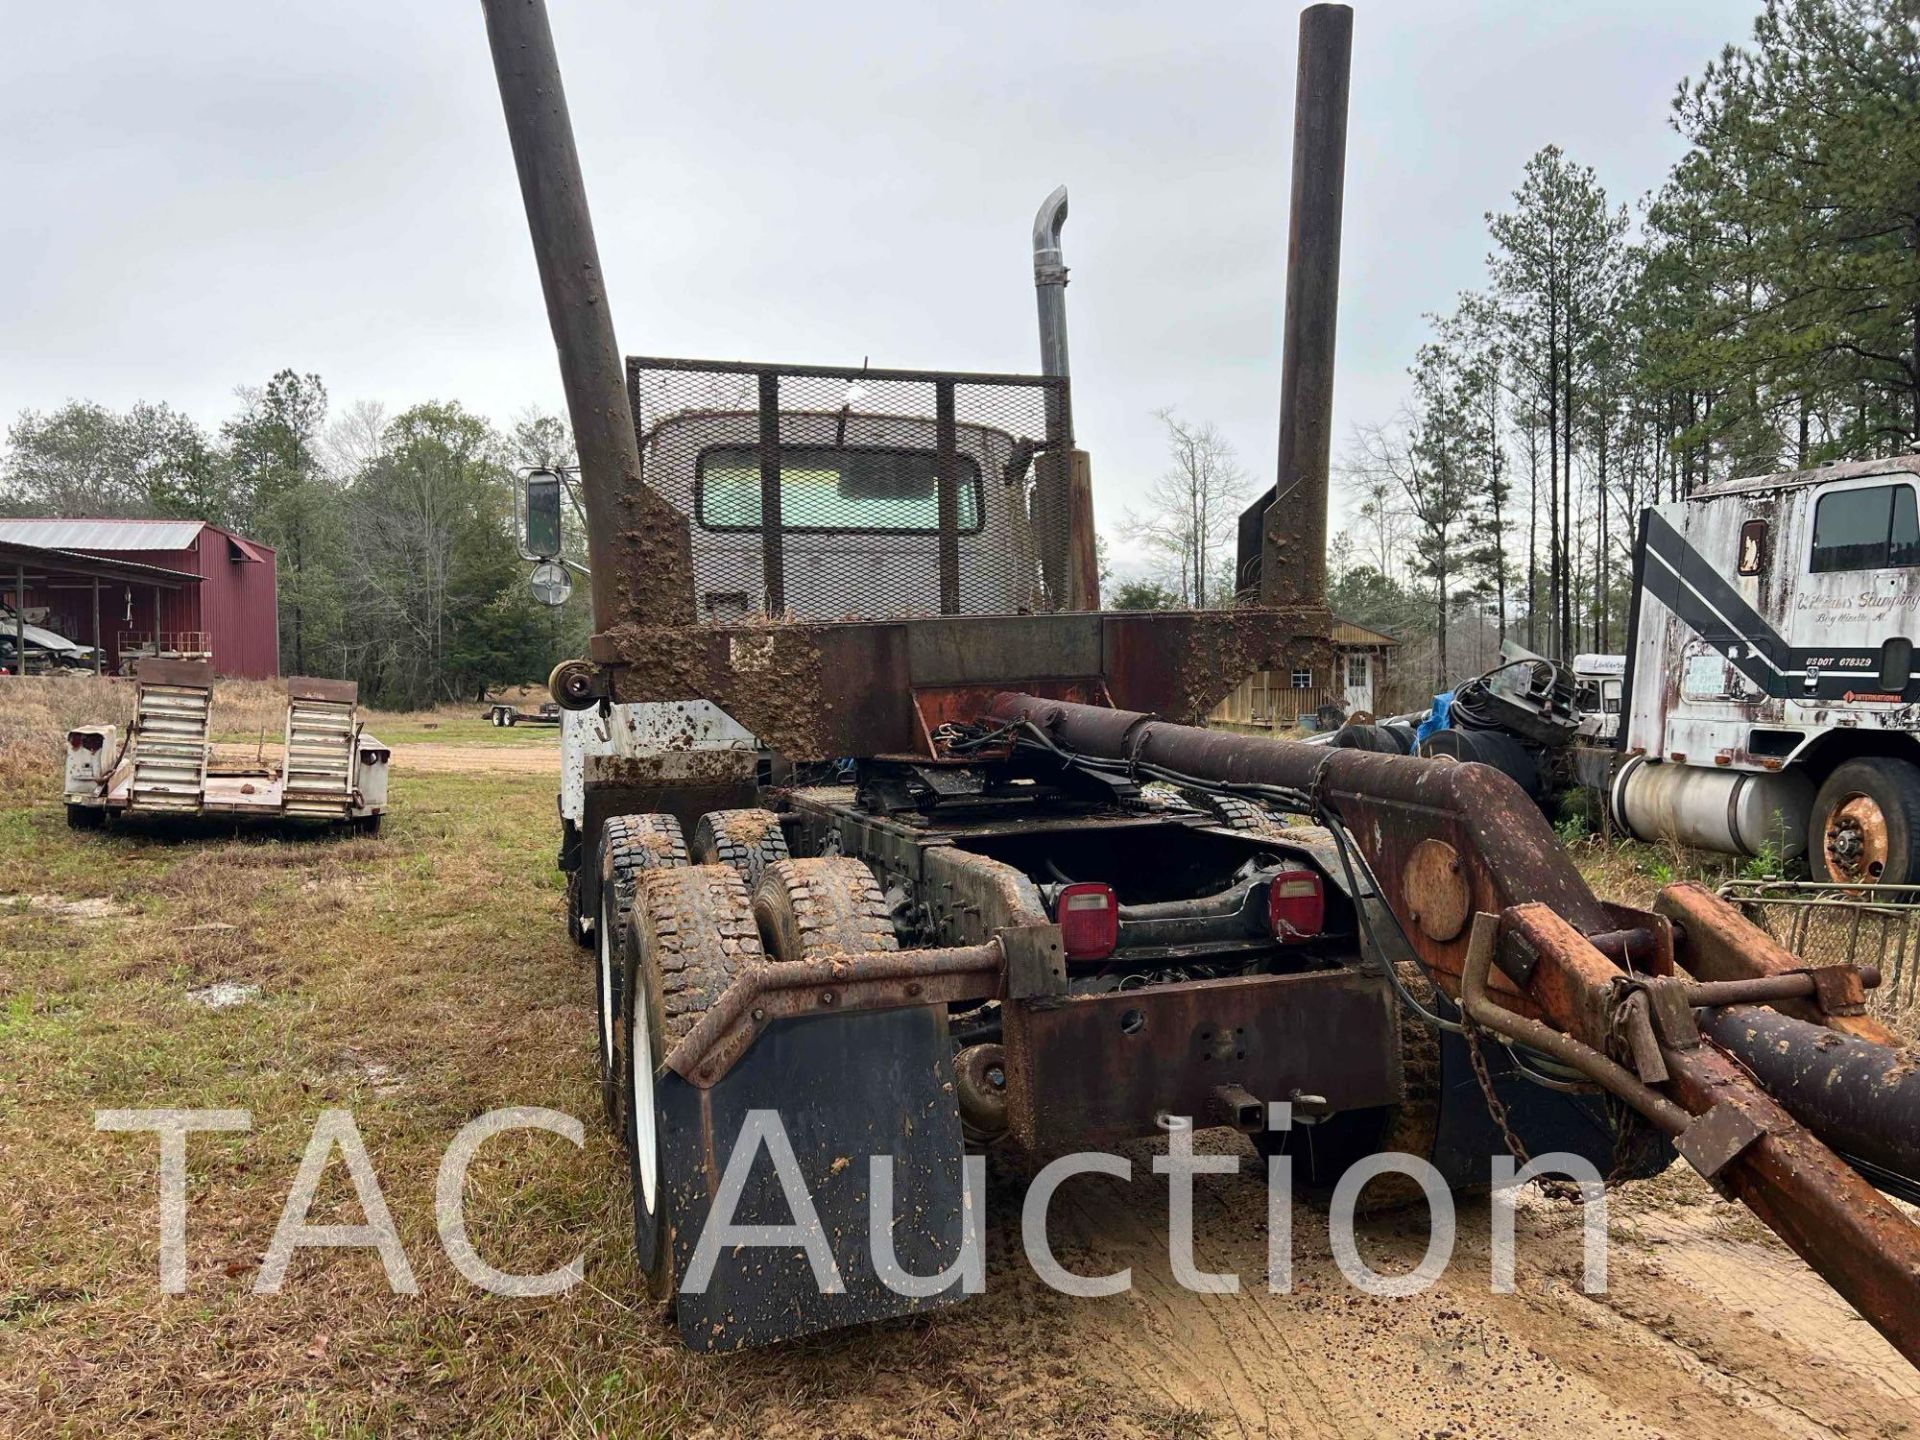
0;699;1187;1439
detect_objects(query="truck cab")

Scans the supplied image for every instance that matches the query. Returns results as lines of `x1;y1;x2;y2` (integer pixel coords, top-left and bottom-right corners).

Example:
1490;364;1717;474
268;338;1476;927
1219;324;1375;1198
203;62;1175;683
637;407;1044;621
1617;454;1920;882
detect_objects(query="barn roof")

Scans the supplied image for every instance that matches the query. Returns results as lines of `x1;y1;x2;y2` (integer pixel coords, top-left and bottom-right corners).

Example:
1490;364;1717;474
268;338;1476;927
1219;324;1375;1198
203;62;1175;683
0;538;200;587
1331;616;1398;648
0;517;207;550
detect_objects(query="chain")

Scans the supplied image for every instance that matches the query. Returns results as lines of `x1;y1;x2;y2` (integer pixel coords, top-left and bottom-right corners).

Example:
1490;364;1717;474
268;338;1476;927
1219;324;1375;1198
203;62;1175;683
1460;1012;1585;1202
1457;1011;1658;1203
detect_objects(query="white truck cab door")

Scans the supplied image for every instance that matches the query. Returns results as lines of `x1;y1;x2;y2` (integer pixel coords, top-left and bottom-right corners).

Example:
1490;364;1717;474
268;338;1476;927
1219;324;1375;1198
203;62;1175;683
1789;474;1920;708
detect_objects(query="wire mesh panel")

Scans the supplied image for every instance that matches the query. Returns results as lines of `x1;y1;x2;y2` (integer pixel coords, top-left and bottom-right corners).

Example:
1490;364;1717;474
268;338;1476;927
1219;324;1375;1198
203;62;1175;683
1717;880;1920;1029
628;358;1072;622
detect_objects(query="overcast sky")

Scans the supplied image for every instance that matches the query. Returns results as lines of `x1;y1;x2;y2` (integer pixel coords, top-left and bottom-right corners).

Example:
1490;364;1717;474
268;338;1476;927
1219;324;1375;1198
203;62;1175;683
4;1;1757;562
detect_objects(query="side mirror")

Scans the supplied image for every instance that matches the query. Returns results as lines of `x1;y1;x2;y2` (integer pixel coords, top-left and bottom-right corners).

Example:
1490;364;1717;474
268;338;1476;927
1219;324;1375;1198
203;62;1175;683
524;469;565;561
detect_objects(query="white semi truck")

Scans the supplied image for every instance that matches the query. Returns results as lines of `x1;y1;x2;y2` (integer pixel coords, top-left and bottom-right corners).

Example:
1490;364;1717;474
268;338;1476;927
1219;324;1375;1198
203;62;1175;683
1360;456;1920;884
1610;454;1920;885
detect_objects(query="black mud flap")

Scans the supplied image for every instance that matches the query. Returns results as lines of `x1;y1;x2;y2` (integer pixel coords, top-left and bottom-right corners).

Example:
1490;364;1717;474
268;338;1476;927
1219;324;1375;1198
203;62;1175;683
657;1004;969;1351
1429;1030;1674;1190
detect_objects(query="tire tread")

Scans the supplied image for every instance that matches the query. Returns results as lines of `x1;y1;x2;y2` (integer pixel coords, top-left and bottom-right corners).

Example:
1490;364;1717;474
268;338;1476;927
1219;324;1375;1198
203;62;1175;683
752;857;897;961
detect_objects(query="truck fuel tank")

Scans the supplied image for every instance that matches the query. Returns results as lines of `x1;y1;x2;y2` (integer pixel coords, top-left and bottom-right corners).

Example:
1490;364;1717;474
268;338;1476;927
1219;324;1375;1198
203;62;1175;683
1612;752;1813;860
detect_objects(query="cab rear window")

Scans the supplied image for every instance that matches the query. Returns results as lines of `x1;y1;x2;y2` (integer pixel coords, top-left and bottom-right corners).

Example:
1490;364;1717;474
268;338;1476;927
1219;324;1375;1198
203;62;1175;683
1810;483;1920;573
696;445;983;534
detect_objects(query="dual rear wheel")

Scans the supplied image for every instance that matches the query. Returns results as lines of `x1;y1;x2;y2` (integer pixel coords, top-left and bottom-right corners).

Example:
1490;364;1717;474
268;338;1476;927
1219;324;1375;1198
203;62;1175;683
595;814;687;1126
595;807;892;1298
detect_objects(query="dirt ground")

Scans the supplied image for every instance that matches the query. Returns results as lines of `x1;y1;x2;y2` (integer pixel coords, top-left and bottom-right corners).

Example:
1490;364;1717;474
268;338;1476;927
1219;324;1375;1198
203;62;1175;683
207;740;561;777
947;1152;1920;1440
384;741;559;776
2;707;1916;1437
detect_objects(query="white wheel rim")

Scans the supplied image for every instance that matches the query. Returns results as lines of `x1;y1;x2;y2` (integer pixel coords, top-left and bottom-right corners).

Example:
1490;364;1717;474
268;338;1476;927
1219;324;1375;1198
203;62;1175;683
631;976;658;1213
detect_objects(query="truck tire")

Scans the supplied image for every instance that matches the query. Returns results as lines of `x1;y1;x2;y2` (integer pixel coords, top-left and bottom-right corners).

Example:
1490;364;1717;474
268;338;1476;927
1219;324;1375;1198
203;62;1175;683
1419;727;1544;804
1253;962;1443;1213
751;857;897;962
690;808;791;888
622;865;763;1296
1177;788;1283;832
1329;723;1405;754
65;803;105;831
597;815;688;1130
1810;758;1920;886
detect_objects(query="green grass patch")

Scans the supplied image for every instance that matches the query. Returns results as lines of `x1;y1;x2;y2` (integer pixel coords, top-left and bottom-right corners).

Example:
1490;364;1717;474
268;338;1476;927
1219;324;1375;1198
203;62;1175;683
0;753;1171;1439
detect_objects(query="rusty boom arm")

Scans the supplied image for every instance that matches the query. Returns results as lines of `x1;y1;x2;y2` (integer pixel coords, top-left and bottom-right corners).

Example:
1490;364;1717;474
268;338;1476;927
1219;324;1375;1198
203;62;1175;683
989;691;1920;1368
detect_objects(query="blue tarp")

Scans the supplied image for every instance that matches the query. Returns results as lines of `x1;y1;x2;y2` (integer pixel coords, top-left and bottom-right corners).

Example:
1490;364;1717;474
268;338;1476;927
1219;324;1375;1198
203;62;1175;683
1414;691;1453;747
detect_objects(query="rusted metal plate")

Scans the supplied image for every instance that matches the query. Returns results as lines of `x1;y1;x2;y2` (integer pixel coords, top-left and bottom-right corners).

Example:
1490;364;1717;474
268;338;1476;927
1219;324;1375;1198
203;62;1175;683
1000;968;1399;1150
1403;838;1469;942
589;609;1328;759
285;675;358;704
1102;608;1329;725
909;614;1102;683
129;656;213;687
1673;1100;1766;1181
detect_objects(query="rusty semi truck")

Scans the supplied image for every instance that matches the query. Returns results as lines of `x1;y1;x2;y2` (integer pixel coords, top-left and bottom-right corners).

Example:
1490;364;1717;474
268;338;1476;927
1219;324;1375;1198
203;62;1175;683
481;0;1920;1360
1610;456;1920;885
1358;457;1920;886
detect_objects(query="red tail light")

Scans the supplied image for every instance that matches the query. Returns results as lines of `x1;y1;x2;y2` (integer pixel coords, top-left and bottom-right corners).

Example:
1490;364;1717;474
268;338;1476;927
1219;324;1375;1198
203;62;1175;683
68;730;104;753
1056;882;1118;960
1266;868;1325;941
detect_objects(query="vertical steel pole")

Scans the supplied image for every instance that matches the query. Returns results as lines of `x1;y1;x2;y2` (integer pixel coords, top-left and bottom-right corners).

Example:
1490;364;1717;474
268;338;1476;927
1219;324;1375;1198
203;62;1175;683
1032;186;1072;390
92;577;101;676
1032;186;1090;608
756;372;786;615
481;0;694;630
1262;3;1352;610
935;381;961;615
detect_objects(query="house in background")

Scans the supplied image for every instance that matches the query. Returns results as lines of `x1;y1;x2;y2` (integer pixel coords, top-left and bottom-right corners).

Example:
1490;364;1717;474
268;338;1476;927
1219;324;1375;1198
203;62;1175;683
0;518;278;678
1209;616;1398;730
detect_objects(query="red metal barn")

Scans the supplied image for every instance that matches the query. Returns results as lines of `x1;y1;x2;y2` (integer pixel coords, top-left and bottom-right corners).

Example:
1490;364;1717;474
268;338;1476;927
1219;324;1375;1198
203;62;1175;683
0;518;279;678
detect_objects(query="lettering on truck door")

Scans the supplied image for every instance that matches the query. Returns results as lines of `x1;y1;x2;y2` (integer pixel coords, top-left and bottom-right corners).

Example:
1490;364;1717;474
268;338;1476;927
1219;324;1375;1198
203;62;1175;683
1791;473;1920;720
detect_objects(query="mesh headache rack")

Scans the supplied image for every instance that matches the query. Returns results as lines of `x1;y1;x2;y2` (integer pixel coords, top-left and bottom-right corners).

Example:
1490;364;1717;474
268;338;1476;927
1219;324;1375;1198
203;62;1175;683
628;357;1074;623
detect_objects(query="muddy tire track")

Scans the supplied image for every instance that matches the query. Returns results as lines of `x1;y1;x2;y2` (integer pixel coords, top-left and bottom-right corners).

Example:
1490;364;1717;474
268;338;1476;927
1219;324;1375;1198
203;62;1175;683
943;1140;1919;1440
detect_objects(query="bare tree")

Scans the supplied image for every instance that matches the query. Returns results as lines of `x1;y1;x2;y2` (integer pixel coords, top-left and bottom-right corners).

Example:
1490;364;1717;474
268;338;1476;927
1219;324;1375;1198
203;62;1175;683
508;406;577;471
1350;352;1480;689
322;399;389;484
1121;409;1252;608
1344;473;1414;581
